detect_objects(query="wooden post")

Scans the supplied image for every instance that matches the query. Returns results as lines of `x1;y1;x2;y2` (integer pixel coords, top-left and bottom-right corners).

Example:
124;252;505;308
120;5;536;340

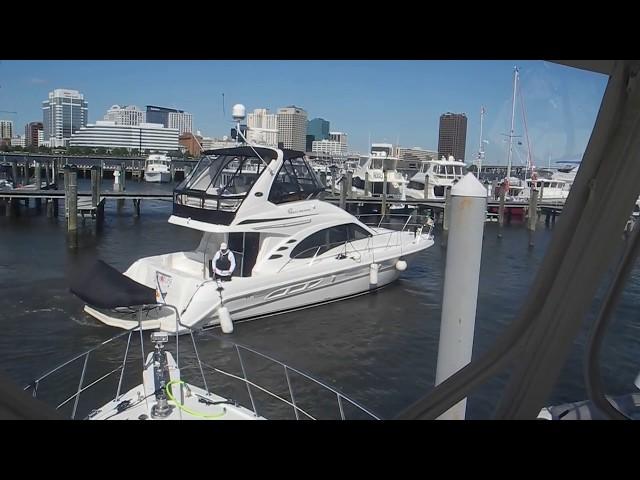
120;163;126;191
46;197;54;218
498;187;506;238
67;167;78;234
331;171;336;196
441;186;452;247
63;166;70;218
91;166;101;208
423;175;430;200
381;170;388;217
11;161;18;187
345;171;353;199
364;171;371;197
340;174;347;210
528;189;538;247
34;161;42;211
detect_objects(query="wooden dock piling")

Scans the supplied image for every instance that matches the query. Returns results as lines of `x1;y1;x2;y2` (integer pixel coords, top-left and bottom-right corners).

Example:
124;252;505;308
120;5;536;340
528;189;538;247
498;188;506;238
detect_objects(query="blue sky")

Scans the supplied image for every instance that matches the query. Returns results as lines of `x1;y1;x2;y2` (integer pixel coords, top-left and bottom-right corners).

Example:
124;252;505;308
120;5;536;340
0;60;607;166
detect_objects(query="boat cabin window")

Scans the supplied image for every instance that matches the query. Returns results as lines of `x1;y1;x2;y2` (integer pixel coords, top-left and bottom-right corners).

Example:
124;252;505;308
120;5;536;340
408;180;424;190
268;156;324;204
290;223;372;259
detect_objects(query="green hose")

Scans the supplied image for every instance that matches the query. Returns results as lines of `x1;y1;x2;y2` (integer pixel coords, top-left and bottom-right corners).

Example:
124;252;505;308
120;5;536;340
165;380;226;419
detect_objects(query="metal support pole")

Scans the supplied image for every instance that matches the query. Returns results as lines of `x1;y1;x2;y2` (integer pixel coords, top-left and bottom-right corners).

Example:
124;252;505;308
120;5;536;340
435;173;487;420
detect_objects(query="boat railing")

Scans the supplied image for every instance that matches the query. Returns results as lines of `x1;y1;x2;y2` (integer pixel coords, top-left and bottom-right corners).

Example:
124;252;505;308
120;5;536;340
23;306;379;420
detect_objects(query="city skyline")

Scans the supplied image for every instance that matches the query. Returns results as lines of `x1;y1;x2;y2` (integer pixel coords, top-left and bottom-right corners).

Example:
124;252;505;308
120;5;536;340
0;60;607;164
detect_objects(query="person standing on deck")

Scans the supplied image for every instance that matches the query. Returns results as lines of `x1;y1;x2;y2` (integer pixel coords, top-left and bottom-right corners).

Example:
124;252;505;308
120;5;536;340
212;242;236;282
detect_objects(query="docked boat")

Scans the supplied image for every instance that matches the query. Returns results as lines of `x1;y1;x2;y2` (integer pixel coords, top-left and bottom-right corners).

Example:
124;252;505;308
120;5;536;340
351;145;409;210
405;155;467;200
144;154;172;183
83;143;435;333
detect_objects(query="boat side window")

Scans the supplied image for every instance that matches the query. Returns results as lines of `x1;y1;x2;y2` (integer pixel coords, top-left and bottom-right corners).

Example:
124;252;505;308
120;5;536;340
291;223;372;259
446;165;454;176
290;230;329;259
348;223;372;240
543;181;551;188
408;181;424;190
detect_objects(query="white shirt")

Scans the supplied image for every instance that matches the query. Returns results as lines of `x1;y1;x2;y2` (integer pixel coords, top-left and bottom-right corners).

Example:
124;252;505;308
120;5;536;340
212;249;236;276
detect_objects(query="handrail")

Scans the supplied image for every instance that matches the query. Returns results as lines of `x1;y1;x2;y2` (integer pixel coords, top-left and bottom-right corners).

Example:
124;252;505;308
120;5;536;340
25;305;379;420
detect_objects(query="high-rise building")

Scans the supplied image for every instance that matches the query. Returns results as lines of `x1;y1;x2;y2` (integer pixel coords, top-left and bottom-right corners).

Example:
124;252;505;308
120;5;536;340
306;117;330;151
329;131;347;150
438;112;467;161
104;105;145;126
277;106;307;151
42;89;88;147
24;122;44;147
10;136;26;147
69;121;179;152
312;139;345;156
247;108;278;147
146;105;182;128
0;120;14;140
168;111;193;135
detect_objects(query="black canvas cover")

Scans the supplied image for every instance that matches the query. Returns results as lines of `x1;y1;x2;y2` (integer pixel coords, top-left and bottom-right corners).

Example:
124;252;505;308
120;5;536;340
69;259;157;308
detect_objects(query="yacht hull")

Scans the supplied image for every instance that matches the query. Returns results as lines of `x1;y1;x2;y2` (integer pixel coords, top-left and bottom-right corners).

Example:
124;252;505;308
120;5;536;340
144;171;171;183
84;249;426;333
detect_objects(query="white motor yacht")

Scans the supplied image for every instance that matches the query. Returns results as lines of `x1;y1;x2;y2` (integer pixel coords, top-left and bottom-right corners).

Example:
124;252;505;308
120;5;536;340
144;154;172;183
84;143;434;333
405;156;467;200
351;145;409;210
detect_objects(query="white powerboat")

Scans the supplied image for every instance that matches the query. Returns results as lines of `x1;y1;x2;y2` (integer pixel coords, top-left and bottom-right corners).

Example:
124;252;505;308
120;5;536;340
84;144;434;333
405;156;467;200
351;147;409;210
144;154;172;183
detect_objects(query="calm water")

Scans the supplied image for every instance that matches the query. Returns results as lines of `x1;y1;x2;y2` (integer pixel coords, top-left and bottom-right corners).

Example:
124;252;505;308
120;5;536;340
1;179;639;419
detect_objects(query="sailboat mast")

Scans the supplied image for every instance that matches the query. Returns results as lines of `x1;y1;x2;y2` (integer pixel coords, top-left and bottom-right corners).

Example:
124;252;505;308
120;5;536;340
506;66;519;181
478;106;485;177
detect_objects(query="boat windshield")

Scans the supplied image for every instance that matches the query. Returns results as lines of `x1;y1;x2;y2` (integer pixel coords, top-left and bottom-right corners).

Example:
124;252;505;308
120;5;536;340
173;151;275;224
177;154;268;197
370;157;398;171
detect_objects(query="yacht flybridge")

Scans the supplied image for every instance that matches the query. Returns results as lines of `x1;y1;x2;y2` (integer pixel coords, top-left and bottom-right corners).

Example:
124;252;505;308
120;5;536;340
84;141;434;333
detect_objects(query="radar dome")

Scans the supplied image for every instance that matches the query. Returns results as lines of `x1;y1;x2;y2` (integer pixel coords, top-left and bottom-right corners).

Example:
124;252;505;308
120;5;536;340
232;104;246;121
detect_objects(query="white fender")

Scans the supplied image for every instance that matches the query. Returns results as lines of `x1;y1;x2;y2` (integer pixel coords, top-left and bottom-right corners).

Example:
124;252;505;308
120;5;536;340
219;306;233;334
